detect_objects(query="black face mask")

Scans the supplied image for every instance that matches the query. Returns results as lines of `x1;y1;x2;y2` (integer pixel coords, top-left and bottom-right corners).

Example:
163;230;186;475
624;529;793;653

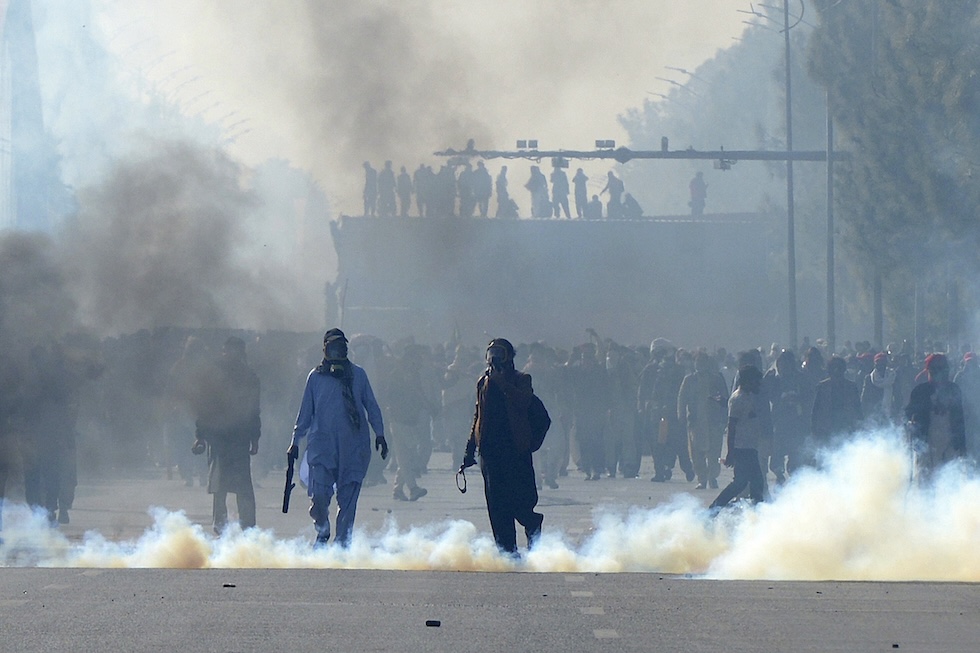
486;346;510;371
323;340;349;378
325;340;348;360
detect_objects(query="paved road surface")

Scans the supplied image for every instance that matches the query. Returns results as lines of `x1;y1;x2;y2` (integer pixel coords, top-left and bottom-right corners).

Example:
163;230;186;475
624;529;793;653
1;452;978;652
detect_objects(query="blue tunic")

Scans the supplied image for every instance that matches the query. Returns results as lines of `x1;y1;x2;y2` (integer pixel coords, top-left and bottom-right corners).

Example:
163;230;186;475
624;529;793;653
291;363;385;489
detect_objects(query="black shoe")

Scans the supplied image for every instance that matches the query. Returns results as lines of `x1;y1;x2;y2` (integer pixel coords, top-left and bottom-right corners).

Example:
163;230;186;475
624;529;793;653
393;487;409;501
545;479;559;489
58;510;70;525
651;474;666;483
695;482;707;490
409;486;428;501
685;470;696;483
313;535;329;550
709;478;718;489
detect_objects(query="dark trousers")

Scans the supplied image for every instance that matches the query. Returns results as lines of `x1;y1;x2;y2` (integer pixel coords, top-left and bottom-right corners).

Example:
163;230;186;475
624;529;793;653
481;452;543;554
710;447;764;508
212;488;256;532
653;429;694;478
24;443;61;521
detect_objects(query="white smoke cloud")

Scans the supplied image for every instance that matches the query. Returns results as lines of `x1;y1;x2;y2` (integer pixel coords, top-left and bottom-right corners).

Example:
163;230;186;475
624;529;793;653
4;430;980;580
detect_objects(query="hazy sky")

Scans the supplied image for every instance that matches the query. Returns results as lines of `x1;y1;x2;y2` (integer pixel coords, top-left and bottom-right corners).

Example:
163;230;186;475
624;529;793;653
95;1;749;212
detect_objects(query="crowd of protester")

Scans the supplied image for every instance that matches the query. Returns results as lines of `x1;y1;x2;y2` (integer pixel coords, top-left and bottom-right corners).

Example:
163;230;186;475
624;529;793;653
2;325;975;530
361;159;641;220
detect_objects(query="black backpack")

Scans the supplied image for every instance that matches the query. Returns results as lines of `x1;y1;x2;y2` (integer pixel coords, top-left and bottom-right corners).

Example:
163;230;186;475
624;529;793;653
528;394;551;453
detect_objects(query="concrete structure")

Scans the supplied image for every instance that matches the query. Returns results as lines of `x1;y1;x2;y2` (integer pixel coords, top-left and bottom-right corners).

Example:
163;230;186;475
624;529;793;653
330;214;773;349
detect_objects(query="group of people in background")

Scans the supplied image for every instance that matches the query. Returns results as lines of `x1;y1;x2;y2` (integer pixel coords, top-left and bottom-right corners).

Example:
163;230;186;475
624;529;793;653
362;160;658;220
1;324;971;551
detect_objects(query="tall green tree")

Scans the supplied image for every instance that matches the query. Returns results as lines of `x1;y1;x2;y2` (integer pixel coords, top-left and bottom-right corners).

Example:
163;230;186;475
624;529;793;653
809;0;980;345
619;11;835;345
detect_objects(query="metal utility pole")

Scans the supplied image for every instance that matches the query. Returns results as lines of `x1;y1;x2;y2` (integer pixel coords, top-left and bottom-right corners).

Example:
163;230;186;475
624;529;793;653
826;90;836;353
784;0;798;351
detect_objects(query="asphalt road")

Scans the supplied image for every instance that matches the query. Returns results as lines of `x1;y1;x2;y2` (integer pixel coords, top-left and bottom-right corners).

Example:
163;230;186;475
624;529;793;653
1;452;978;652
2;568;978;652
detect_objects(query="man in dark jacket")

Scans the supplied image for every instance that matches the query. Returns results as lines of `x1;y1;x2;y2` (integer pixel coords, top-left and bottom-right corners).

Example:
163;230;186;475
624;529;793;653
905;353;966;478
809;355;861;464
764;349;807;479
953;352;980;462
651;352;695;483
192;337;261;533
461;338;544;555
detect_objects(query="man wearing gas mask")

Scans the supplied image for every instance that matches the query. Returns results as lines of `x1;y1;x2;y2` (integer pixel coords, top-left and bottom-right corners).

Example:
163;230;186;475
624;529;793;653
288;328;388;548
460;338;545;555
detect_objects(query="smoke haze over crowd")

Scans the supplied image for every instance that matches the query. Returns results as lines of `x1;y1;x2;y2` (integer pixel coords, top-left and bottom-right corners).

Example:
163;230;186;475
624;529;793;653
92;0;748;215
6;0;980;588
5;433;980;581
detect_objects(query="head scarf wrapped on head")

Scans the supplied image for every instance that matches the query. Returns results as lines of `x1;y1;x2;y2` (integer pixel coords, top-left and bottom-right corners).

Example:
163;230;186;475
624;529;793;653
317;328;360;429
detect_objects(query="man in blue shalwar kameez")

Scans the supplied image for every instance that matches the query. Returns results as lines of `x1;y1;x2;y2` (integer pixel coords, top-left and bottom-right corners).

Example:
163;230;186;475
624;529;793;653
288;329;388;548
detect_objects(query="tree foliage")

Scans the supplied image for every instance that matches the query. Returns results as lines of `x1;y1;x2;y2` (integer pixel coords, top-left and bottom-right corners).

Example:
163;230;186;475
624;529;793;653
809;0;980;340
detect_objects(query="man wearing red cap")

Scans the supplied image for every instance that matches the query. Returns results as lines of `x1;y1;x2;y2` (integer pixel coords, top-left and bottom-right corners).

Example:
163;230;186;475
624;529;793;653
905;353;966;478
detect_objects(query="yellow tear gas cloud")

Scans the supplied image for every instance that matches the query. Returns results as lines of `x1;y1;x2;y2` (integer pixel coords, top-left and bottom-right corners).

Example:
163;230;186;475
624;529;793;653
3;429;979;580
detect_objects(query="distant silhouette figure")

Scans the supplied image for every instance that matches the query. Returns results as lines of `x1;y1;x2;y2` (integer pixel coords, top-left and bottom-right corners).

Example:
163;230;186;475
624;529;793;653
551;166;571;218
413;164;428;217
436;164;457;216
457;163;476;218
495;166;511;217
525;166;550;218
378;161;396;217
362;162;377;217
584;194;602;219
397;166;413;217
600;171;624;219
690;171;707;217
572;168;588;218
473;161;493;217
623;193;643;219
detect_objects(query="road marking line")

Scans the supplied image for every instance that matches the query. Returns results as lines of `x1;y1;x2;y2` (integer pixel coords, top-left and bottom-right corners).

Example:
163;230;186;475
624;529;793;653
594;629;620;639
579;606;605;615
564;575;586;583
570;590;594;597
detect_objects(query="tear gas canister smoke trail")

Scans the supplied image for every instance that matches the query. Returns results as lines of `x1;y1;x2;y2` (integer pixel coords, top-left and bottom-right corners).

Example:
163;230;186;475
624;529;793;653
3;431;979;580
